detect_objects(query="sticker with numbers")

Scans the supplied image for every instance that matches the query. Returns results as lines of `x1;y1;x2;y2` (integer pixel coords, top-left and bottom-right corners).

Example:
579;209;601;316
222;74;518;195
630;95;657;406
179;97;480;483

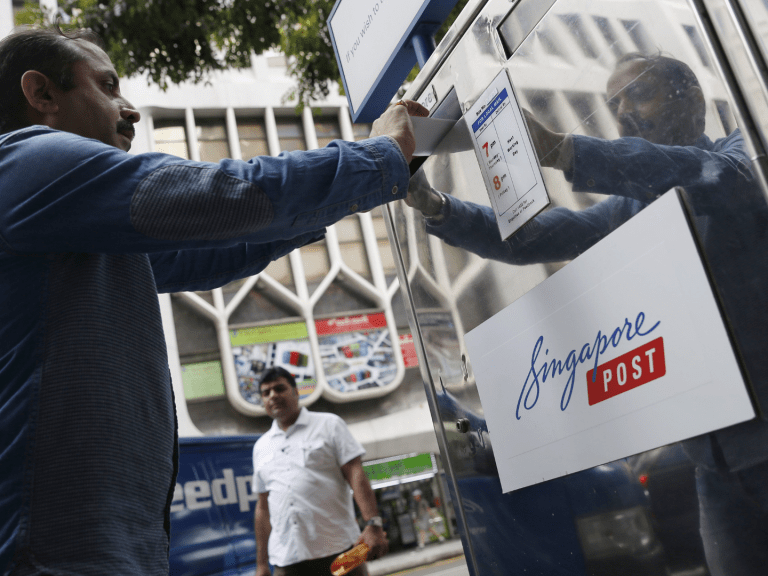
466;70;550;240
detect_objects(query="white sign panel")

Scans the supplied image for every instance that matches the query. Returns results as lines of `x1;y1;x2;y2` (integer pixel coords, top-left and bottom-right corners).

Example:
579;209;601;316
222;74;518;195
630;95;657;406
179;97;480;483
329;0;423;114
466;71;550;240
465;191;755;494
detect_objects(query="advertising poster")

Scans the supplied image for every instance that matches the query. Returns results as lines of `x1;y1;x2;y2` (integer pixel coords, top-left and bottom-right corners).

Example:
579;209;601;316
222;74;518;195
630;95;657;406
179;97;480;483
317;312;398;393
230;322;316;405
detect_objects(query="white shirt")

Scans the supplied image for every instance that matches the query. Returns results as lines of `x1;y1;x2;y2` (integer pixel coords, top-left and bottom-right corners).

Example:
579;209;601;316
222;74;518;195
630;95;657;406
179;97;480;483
252;408;366;566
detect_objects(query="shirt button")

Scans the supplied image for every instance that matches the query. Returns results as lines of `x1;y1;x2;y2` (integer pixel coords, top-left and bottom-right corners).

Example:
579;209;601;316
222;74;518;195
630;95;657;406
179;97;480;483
350;204;358;213
392;185;399;195
586;178;596;187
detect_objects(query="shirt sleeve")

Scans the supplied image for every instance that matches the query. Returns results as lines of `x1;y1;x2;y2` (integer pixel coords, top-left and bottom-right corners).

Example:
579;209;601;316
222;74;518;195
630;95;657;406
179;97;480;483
0;127;408;257
331;416;365;467
148;231;323;293
567;131;754;214
426;193;639;265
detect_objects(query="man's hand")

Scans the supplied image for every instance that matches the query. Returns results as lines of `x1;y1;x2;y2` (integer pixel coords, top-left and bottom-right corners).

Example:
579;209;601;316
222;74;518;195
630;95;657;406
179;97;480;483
255;564;271;576
522;109;566;168
369;100;429;164
406;169;444;216
357;524;389;561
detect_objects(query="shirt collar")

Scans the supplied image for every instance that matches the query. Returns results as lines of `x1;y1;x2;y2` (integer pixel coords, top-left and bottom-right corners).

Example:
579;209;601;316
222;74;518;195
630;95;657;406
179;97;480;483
269;406;309;437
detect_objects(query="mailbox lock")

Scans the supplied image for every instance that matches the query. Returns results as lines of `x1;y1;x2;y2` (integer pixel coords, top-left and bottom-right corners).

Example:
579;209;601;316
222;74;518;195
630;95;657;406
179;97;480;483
456;418;471;433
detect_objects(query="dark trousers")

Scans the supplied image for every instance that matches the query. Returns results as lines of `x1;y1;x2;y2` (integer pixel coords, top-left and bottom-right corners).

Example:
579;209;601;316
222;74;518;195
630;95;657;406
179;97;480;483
273;549;370;576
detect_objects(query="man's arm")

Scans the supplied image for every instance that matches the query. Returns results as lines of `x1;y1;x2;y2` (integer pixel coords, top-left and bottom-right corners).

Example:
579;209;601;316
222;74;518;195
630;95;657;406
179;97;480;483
340;456;388;560
0;101;427;262
419;188;632;265
522;111;754;210
254;492;271;576
148;232;323;293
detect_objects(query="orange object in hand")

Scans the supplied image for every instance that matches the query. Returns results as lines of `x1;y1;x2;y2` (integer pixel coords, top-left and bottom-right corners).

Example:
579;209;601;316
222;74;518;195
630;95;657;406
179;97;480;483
330;543;369;576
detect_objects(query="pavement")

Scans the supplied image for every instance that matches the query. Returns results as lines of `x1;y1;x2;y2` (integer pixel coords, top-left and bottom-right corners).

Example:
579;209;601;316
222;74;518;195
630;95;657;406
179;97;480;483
367;539;466;576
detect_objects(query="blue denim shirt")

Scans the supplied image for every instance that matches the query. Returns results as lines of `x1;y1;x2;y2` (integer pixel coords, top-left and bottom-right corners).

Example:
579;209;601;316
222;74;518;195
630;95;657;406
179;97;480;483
426;130;768;472
0;126;408;575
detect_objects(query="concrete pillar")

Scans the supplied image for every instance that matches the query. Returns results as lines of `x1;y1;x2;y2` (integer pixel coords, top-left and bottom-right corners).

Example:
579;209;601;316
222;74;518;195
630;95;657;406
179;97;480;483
0;0;14;38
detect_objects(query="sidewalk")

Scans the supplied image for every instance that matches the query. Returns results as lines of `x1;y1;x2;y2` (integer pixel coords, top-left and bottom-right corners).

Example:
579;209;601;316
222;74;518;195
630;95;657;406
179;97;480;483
367;539;466;576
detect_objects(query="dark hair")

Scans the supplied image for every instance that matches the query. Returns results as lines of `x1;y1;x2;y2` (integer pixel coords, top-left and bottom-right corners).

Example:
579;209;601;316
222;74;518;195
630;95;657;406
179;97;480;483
0;26;103;135
260;367;297;390
616;52;702;95
616;52;706;137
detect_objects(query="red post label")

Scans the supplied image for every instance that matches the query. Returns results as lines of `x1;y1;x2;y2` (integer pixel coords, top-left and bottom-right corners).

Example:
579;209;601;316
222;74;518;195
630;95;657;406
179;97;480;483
586;337;666;406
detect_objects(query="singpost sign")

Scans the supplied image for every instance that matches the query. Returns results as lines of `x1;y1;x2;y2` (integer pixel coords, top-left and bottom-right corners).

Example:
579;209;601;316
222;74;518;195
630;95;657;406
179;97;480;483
327;0;460;122
465;191;756;494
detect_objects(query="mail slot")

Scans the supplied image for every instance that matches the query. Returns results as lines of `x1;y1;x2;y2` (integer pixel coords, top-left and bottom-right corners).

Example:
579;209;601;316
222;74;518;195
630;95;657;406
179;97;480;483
380;0;768;574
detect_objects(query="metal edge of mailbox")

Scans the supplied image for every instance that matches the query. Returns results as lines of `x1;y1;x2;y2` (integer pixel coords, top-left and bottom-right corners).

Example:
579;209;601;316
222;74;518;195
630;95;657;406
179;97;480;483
380;203;481;576
688;0;768;202
404;0;492;106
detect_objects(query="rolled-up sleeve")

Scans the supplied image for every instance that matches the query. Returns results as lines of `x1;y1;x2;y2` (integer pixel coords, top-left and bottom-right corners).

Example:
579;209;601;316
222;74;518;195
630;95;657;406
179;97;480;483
0;128;408;256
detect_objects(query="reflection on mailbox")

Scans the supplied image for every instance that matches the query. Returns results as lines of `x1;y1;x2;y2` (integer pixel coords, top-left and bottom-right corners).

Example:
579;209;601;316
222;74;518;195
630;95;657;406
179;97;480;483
384;0;768;574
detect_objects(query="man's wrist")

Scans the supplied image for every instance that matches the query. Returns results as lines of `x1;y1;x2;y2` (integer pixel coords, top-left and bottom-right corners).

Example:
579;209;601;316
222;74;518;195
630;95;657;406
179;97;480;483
365;515;383;528
424;190;447;223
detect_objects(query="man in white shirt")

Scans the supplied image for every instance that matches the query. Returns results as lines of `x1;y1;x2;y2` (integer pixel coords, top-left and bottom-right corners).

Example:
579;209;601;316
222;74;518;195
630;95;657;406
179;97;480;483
253;367;387;576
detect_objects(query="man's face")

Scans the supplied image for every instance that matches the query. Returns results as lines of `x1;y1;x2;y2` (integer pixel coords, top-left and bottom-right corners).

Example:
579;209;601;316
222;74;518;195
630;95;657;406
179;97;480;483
606;59;691;146
51;40;139;151
260;377;300;423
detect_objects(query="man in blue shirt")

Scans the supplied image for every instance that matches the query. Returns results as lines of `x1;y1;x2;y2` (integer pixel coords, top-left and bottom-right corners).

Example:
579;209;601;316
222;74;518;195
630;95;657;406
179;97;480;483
0;27;426;576
408;53;768;576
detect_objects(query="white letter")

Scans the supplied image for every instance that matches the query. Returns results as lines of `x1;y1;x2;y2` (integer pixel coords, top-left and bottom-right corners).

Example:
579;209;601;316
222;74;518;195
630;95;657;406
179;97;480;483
645;348;656;372
603;369;612;392
632;356;642;379
212;468;238;506
185;481;212;510
617;363;627;386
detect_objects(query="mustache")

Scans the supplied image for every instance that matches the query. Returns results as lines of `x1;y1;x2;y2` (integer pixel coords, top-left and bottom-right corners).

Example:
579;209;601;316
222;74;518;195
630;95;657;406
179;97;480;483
618;113;655;137
117;119;135;137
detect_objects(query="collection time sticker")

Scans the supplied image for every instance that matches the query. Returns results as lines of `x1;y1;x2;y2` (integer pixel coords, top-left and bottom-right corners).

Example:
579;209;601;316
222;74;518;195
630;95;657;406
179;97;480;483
466;70;550;240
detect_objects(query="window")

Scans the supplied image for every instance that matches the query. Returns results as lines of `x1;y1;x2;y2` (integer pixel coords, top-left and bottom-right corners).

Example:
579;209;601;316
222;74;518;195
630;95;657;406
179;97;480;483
560;14;598;59
621;20;652;54
196;119;230;162
537;27;564;57
565;92;604;137
275;117;306;152
683;25;712;68
153;120;189;159
238;118;270;159
592;16;623;58
314;118;342;148
352;123;373;141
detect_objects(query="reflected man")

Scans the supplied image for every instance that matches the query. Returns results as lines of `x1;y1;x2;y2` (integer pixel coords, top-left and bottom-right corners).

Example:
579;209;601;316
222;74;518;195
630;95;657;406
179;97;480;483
408;53;768;576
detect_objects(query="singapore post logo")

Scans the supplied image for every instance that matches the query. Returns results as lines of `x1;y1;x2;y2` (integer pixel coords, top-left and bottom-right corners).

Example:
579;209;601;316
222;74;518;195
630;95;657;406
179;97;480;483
516;311;665;419
586;336;666;405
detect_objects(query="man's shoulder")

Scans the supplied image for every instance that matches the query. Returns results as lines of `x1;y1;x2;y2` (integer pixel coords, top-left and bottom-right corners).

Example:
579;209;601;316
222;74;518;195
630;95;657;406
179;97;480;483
2;125;75;146
253;427;279;451
0;125;119;164
304;410;347;428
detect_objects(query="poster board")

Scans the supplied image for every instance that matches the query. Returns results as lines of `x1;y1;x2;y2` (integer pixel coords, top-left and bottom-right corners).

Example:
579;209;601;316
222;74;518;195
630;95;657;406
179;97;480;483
465;191;755;493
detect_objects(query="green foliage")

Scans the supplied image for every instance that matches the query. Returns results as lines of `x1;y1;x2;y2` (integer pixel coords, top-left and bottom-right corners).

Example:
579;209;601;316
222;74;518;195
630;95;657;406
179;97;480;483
16;0;469;104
